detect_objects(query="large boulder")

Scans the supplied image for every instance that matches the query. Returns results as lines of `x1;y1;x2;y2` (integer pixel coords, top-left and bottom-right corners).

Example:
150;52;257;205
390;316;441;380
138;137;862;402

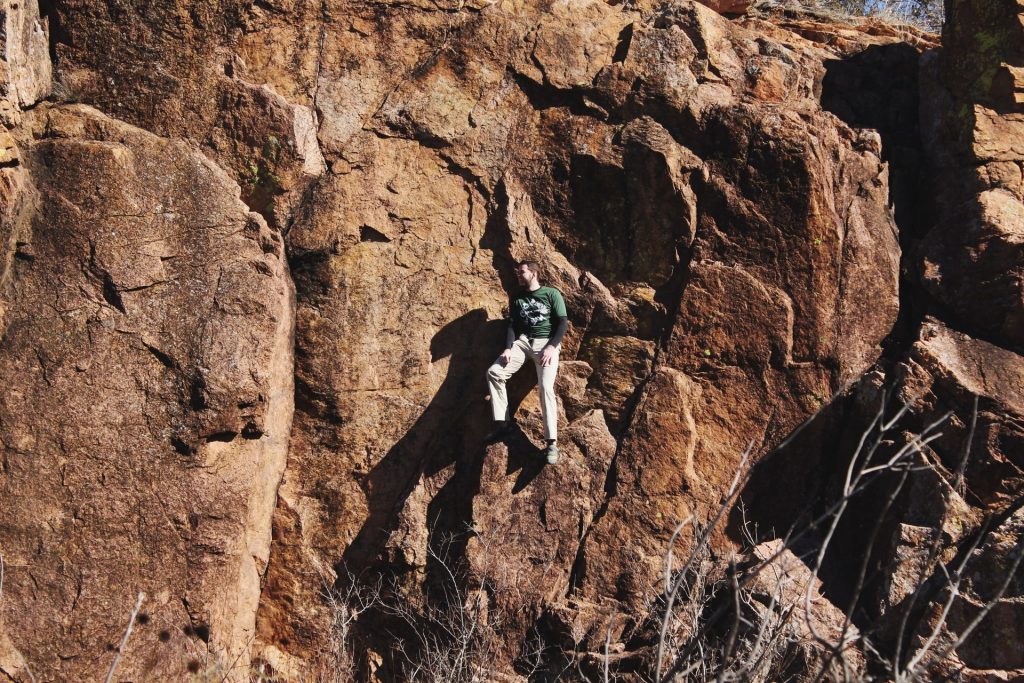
0;104;294;682
817;319;1024;680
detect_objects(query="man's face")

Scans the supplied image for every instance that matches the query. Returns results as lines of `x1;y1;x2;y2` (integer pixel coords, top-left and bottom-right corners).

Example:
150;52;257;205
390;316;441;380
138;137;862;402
515;264;535;285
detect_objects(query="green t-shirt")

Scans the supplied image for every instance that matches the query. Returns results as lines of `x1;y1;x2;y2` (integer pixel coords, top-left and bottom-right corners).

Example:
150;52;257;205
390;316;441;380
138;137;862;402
510;286;567;338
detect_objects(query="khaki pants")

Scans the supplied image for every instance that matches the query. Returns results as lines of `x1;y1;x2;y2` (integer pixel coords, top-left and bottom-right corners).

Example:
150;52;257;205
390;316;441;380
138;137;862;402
486;335;559;440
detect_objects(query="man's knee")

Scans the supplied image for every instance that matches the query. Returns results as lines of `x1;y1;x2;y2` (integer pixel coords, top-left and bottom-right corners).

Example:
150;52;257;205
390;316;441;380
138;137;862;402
486;364;505;382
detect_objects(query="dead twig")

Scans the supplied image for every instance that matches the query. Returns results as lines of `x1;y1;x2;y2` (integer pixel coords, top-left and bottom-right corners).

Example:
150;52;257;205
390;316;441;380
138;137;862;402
104;591;145;683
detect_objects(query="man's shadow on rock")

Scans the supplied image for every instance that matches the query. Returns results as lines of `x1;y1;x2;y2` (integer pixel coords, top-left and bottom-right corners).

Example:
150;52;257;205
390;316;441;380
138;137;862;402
505;429;546;494
340;308;544;582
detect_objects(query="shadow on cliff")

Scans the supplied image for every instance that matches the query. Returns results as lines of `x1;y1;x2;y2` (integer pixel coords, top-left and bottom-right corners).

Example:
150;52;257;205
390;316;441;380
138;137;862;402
339;307;545;583
822;42;926;243
732;382;943;640
338;182;564;680
821;41;939;370
340;309;492;575
730;392;855;575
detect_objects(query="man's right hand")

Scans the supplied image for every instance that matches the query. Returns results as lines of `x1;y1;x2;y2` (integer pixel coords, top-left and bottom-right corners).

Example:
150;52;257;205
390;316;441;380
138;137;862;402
499;349;514;365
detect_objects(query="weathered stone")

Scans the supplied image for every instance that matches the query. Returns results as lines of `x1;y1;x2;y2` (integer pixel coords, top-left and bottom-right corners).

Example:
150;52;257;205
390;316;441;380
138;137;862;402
530;0;628;90
2;0;1006;680
972;106;1024;161
465;409;616;669
0;105;293;682
746;540;867;681
838;319;1024;679
920;0;1024;347
897;320;1024;505
0;0;51;111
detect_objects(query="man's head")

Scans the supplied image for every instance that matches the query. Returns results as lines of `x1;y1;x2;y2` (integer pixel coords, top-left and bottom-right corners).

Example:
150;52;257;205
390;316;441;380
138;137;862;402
515;260;541;288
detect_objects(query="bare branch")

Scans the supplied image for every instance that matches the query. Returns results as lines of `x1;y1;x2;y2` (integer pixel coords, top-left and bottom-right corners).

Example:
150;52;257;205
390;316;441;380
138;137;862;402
104;591;145;683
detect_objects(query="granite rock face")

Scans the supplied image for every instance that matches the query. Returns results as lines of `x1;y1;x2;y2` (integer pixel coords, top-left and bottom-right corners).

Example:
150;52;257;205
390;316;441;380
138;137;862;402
0;105;294;681
248;2;900;676
0;0;51;116
919;0;1024;346
791;317;1024;682
0;0;1020;681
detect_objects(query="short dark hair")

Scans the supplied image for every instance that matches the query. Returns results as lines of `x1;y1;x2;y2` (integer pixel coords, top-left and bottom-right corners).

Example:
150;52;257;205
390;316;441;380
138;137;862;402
516;259;541;277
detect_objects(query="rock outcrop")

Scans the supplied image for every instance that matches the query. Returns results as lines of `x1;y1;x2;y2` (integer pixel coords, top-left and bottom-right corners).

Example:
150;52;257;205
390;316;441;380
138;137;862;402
919;0;1024;346
0;102;295;681
247;2;901;676
0;0;1020;681
882;321;1024;678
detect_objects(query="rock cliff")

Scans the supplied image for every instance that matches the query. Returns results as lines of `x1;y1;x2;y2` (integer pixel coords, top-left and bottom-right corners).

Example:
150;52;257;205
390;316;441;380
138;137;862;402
0;0;1020;681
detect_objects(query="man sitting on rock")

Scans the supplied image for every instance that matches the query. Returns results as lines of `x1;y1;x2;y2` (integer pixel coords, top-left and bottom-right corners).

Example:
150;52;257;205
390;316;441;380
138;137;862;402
485;260;568;464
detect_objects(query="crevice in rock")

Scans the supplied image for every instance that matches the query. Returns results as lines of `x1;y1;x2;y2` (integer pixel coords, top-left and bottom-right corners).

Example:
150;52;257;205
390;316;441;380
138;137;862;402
13;249;35;262
171;436;196;457
99;272;126;314
821;43;932;373
565;456;616;595
359;225;392;243
652;221;700;355
36;0;71;67
565;361;655;598
143;342;177;369
188;375;208;411
241;420;265;439
438;151;491;201
612;23;634;63
203;430;238;444
367;121;452;149
510;69;617;122
282;172;326;239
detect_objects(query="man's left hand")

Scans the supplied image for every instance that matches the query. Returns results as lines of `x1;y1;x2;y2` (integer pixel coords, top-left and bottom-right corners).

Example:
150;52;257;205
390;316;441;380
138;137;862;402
540;346;557;367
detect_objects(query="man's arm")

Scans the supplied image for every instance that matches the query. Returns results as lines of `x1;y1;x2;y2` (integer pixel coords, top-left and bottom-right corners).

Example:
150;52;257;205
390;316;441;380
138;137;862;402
499;321;516;364
546;288;568;349
540;289;568;367
539;317;566;367
547;316;568;348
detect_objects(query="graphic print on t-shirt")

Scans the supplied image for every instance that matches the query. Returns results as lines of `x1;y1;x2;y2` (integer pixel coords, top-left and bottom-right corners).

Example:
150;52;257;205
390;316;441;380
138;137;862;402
519;298;550;328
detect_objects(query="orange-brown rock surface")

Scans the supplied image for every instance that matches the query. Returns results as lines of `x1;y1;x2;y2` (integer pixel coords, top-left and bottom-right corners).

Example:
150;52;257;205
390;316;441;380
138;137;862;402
0;0;1020;681
0;104;295;680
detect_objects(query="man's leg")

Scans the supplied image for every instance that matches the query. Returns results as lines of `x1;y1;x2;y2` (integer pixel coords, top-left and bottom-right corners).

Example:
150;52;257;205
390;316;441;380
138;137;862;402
529;339;560;461
485;339;527;440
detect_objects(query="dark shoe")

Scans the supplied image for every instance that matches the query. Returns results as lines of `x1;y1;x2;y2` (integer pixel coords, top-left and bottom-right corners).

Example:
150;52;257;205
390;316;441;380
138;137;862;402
545;442;559;465
483;422;515;445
